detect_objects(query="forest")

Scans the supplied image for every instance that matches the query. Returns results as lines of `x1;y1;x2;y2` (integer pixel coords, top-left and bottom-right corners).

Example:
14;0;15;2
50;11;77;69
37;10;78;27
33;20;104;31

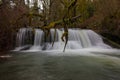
0;1;120;80
0;0;120;52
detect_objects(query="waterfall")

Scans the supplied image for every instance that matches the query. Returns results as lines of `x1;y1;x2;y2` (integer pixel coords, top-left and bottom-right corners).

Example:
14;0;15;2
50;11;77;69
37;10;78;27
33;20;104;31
34;29;43;46
43;29;64;50
16;28;26;47
14;28;33;51
29;29;43;51
87;30;111;48
14;28;112;51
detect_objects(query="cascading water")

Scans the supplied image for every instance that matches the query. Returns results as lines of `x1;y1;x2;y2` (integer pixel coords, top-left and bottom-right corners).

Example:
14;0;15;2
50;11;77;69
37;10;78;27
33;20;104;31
29;29;43;51
34;29;43;46
87;30;111;48
43;29;64;50
14;28;112;51
14;28;33;51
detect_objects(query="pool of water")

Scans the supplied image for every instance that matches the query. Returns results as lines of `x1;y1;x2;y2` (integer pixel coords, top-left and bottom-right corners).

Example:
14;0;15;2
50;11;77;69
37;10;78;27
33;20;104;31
0;51;120;80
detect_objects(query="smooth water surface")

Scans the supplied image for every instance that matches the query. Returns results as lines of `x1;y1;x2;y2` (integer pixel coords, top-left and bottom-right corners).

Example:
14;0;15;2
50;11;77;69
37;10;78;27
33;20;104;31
0;51;120;80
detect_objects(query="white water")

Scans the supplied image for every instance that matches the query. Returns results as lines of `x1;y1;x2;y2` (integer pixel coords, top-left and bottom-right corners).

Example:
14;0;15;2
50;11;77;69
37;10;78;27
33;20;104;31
87;30;111;48
14;28;120;55
14;28;33;51
16;28;27;47
30;29;43;51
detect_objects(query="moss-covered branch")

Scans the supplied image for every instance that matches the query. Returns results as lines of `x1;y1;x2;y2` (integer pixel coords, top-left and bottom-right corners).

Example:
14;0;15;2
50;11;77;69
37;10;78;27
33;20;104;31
40;15;81;52
41;15;81;29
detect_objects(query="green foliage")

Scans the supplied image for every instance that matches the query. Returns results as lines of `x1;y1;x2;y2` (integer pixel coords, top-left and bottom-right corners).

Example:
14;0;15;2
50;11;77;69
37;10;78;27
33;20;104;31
86;3;95;17
75;0;95;23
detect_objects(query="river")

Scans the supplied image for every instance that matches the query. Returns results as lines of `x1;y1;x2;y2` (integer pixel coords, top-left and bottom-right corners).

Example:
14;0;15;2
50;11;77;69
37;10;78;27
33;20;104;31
0;51;120;80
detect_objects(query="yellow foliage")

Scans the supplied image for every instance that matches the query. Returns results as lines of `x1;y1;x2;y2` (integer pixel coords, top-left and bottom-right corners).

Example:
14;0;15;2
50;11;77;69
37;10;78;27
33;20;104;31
43;22;56;30
49;22;56;28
